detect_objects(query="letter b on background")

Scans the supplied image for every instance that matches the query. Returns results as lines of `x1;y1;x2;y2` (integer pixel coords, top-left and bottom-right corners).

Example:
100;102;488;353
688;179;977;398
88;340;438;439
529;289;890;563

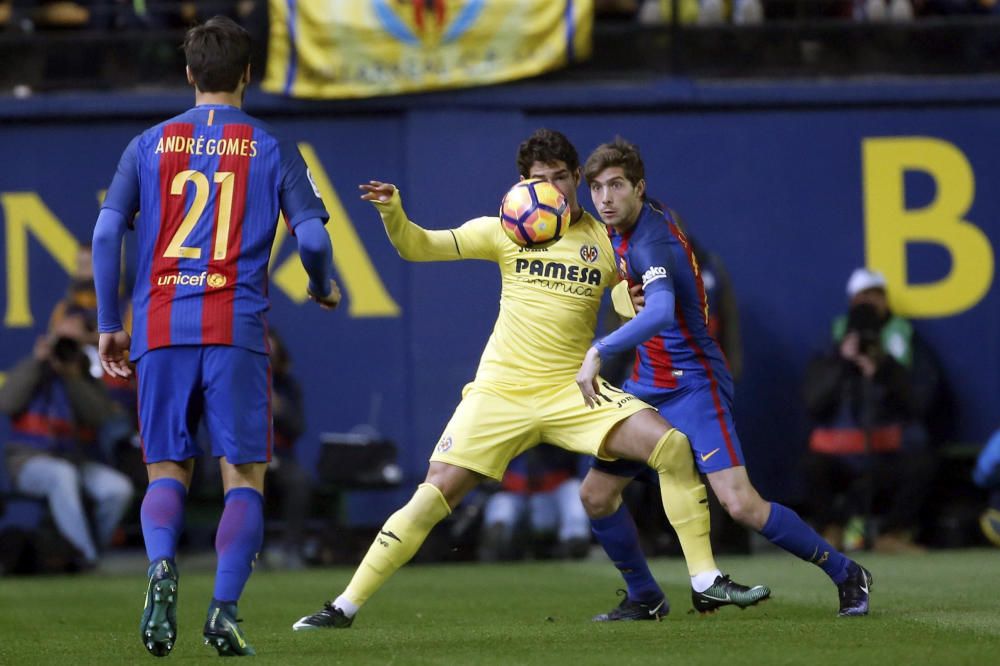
862;137;994;318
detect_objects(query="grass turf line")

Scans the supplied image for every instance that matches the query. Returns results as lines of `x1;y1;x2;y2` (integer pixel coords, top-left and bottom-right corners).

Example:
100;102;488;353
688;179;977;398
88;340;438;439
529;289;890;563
0;550;998;664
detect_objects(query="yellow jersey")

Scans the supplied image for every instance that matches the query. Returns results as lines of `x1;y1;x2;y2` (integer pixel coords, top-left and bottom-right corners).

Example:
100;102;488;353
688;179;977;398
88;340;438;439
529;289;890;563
375;190;619;387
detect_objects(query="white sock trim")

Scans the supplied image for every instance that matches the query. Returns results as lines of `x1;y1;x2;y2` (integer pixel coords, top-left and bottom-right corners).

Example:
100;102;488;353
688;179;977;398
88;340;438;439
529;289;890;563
691;570;723;593
334;595;359;618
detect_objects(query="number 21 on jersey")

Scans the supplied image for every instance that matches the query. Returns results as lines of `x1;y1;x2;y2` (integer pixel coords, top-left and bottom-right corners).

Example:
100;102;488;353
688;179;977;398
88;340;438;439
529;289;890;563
165;169;236;260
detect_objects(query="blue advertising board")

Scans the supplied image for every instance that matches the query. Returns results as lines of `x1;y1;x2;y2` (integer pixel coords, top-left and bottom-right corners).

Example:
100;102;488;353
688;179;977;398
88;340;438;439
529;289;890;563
1;81;997;514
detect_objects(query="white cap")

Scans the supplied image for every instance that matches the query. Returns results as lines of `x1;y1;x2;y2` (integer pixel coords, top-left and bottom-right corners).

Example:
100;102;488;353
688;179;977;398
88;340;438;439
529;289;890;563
846;268;887;298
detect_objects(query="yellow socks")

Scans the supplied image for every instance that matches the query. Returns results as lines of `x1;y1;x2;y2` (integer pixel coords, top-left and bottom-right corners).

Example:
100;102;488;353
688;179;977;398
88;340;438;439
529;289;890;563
342;483;451;607
647;428;718;577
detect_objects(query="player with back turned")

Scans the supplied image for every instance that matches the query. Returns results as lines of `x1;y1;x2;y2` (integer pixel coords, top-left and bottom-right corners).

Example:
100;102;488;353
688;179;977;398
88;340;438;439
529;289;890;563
292;129;767;632
576;138;873;617
92;16;341;657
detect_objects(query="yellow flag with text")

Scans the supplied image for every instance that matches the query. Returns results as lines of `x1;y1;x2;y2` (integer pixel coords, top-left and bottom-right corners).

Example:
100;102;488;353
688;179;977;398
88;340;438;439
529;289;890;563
263;0;593;99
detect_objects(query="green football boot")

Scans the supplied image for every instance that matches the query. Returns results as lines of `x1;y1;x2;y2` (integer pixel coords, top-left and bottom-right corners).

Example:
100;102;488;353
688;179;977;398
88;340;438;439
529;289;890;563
692;574;771;613
204;602;256;657
139;559;178;657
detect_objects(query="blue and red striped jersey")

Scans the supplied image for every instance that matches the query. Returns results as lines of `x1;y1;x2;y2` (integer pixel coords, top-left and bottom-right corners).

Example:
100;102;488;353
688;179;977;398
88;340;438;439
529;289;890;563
609;200;732;396
101;104;328;359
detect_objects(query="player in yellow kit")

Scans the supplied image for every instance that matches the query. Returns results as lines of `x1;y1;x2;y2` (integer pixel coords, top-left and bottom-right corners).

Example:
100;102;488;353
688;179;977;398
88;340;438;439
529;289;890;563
292;129;767;630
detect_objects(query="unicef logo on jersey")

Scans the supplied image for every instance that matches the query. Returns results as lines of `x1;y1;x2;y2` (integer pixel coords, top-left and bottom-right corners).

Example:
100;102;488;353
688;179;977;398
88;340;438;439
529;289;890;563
580;245;599;263
207;273;227;288
156;271;227;288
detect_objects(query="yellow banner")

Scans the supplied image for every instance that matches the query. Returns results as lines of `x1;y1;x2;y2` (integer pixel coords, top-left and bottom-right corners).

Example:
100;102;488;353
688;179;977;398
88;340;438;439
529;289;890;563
263;0;593;99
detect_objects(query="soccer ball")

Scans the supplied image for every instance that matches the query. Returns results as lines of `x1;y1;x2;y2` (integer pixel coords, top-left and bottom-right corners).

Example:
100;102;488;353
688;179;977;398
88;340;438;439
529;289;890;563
499;178;570;248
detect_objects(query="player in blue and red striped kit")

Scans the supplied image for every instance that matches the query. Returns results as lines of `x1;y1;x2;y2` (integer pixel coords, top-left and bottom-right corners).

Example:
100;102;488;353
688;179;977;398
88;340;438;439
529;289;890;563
575;138;872;620
92;16;340;657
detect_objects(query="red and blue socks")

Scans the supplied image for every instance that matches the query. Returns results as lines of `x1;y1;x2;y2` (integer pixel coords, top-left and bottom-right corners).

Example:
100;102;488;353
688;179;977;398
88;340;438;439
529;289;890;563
213;487;264;604
141;478;186;564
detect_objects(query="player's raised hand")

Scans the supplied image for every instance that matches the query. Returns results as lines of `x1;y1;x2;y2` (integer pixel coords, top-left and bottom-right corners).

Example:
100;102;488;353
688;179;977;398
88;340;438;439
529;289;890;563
99;330;133;378
359;181;397;203
576;346;603;409
308;278;342;310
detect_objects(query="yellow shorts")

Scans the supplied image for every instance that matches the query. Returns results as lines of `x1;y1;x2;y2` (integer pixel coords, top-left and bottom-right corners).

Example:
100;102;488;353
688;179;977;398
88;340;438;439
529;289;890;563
429;377;653;480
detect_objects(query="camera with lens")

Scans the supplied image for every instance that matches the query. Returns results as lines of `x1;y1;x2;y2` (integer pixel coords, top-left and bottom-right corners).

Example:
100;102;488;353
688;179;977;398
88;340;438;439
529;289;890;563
846;302;882;359
51;336;82;363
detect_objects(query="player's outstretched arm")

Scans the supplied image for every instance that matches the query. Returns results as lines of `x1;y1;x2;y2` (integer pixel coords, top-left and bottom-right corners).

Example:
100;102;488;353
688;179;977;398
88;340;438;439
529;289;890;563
92;208;133;377
359;181;464;262
296;218;341;310
576;289;675;406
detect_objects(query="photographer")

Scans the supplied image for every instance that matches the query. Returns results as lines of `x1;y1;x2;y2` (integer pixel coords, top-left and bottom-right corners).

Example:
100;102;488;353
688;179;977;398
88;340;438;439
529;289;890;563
263;329;313;569
973;429;1000;547
49;245;142;483
802;268;934;554
0;311;133;570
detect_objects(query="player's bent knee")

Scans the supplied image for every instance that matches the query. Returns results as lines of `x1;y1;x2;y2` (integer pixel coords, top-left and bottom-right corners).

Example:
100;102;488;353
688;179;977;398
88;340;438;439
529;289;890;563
47;458;80;488
579;484;620;518
221;460;267;494
406;483;452;522
147;460;194;487
647;428;695;476
424;463;483;509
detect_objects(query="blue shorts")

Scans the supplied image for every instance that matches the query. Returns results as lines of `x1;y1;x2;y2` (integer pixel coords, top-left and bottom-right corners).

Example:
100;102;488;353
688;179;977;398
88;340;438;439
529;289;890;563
136;345;272;465
592;379;745;478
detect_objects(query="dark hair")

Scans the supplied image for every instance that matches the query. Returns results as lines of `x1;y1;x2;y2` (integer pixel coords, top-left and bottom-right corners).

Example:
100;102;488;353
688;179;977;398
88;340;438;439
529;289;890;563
516;129;580;178
183;16;251;93
583;137;645;187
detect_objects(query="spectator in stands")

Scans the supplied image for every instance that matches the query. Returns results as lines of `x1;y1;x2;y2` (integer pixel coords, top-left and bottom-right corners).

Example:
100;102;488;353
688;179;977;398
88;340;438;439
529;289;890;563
49;244;139;468
973;429;1000;547
596;0;641;19
633;0;764;25
479;445;590;561
913;0;1000;15
128;1;259;29
0;1;259;31
264;329;313;569
691;235;743;381
855;0;916;20
49;244;100;346
802;268;935;554
0;311;133;569
2;1;114;30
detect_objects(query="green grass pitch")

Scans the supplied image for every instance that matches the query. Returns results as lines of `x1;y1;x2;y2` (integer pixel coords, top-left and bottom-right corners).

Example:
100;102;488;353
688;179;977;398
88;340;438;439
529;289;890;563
1;550;998;664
